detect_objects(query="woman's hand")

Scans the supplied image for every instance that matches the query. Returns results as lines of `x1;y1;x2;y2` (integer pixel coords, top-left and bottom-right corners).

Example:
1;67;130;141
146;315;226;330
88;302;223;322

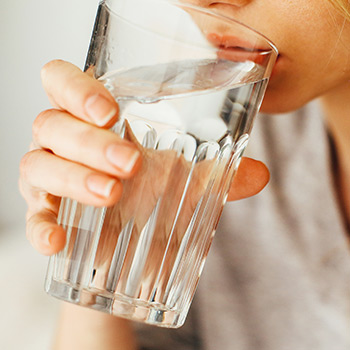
19;60;141;255
19;60;269;256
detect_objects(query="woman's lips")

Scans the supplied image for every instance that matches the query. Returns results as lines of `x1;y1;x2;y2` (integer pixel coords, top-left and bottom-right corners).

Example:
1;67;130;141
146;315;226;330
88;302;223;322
207;33;279;74
207;33;265;51
207;33;274;65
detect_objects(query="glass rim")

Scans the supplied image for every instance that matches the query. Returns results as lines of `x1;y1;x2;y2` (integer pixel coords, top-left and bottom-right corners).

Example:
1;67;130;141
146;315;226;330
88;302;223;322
103;0;278;57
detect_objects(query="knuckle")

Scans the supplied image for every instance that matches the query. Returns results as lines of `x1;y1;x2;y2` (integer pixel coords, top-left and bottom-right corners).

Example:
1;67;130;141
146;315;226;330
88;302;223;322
77;124;99;147
19;152;31;180
18;177;26;198
61;72;90;104
19;150;40;182
40;59;64;82
32;109;55;142
25;212;34;241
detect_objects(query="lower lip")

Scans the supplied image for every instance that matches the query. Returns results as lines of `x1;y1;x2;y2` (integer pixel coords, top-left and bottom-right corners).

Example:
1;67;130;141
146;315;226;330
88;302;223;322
217;47;267;65
207;32;278;68
207;33;271;52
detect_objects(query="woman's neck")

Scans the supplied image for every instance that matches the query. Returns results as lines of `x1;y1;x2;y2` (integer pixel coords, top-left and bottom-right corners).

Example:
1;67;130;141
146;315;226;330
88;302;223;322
321;81;350;230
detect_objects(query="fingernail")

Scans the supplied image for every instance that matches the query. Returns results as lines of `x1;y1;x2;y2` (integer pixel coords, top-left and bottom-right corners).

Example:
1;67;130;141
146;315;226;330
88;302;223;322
106;144;140;173
86;174;117;197
85;94;117;126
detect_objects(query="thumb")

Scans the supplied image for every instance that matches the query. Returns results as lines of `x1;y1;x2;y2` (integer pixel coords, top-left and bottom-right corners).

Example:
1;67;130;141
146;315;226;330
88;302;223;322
227;157;270;201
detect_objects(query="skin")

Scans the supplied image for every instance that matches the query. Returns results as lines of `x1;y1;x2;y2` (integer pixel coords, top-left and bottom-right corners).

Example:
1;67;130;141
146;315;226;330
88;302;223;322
193;0;350;114
19;0;350;349
19;57;269;257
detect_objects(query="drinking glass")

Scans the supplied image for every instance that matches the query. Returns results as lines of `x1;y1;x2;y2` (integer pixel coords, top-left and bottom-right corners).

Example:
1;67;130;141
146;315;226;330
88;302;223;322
45;0;278;328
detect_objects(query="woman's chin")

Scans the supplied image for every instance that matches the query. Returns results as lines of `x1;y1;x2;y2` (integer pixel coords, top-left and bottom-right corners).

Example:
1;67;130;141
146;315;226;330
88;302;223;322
259;87;308;115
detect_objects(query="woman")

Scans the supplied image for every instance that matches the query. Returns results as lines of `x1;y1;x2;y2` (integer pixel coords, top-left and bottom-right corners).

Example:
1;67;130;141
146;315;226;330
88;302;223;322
19;0;350;349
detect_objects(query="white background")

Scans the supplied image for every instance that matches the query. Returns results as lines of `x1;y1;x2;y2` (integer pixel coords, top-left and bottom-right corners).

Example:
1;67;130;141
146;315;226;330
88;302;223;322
0;0;99;348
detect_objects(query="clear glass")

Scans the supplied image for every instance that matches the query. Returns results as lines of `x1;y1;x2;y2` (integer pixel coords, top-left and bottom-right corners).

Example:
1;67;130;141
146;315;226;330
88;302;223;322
45;0;278;328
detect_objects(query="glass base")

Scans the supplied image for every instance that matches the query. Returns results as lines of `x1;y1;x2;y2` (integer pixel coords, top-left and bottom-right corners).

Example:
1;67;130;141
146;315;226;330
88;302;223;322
46;279;184;328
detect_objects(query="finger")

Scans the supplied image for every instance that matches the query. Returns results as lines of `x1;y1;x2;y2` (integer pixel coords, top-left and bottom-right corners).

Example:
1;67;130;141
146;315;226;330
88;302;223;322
227;157;270;201
41;60;118;127
26;209;66;256
19;175;61;216
20;149;123;207
32;109;142;179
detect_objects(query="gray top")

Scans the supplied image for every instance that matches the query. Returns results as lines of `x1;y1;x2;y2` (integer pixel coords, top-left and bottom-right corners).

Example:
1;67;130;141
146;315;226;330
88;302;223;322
135;101;350;350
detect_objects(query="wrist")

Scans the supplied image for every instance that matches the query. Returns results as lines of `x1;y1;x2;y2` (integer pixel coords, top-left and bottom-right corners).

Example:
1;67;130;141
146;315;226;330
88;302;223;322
53;303;137;350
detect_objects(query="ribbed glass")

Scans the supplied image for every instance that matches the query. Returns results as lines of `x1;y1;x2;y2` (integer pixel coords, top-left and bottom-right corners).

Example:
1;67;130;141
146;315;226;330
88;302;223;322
45;0;277;328
46;118;249;327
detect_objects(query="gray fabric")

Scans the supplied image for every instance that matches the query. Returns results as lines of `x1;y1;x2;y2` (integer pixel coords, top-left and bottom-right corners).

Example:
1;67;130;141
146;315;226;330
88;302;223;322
135;102;350;349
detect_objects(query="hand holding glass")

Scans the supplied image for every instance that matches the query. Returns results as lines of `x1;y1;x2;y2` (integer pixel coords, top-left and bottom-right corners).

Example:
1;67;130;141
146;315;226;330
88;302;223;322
45;0;277;328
